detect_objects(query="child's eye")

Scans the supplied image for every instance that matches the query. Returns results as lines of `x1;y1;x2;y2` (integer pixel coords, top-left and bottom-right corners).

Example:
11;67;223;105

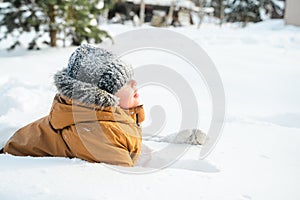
130;80;137;87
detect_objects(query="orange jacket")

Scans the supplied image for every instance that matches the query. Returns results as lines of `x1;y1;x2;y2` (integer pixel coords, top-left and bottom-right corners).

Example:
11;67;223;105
4;95;144;167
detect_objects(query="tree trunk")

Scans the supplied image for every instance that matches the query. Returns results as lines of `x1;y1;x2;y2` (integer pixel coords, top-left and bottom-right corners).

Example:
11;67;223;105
49;4;57;47
139;0;145;25
167;2;174;26
220;0;224;26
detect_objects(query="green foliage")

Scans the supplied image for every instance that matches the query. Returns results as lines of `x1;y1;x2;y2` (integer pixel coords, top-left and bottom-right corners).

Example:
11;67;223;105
0;0;113;50
208;0;285;25
226;0;261;24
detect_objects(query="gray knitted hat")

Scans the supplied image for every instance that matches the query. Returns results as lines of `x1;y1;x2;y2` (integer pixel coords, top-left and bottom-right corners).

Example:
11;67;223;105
54;44;133;107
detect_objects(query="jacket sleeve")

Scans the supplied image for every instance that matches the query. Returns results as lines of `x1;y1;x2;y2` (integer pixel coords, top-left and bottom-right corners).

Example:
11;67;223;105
103;125;135;167
66;123;135;167
103;124;142;167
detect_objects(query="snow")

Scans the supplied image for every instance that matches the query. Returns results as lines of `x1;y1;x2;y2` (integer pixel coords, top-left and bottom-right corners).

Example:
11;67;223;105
127;0;174;6
127;0;196;8
1;19;300;199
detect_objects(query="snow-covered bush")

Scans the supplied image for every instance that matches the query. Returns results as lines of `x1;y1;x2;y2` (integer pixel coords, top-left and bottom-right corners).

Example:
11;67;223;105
0;0;113;50
207;0;285;26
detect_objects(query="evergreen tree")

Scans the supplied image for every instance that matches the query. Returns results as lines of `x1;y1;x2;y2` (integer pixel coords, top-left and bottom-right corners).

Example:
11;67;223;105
260;0;285;19
225;0;284;25
225;0;261;25
210;0;224;19
0;0;114;50
208;0;285;25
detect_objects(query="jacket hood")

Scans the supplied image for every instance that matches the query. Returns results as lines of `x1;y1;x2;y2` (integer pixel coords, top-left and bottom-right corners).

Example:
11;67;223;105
54;68;120;107
49;95;144;130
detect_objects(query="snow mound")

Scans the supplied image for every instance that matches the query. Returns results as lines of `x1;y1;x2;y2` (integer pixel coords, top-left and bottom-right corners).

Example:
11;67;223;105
1;19;300;199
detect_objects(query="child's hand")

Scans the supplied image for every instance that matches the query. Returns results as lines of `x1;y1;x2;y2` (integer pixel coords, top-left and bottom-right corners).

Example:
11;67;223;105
157;129;207;145
184;129;207;145
171;129;207;145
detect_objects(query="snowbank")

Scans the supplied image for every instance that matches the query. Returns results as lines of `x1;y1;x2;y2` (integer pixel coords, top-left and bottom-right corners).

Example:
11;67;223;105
1;20;300;199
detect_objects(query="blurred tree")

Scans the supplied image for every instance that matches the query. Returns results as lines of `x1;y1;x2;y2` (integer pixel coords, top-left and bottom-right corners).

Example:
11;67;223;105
226;0;261;25
260;0;285;19
209;0;285;25
0;0;113;50
210;0;224;18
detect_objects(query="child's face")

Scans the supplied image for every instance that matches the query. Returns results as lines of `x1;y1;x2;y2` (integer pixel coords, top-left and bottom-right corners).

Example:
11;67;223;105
115;80;140;109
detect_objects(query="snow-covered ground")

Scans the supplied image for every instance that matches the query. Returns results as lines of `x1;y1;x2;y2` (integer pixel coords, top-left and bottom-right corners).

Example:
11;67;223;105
1;20;300;199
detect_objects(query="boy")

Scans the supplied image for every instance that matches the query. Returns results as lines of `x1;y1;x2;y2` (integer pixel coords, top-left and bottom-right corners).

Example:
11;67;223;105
2;44;144;167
